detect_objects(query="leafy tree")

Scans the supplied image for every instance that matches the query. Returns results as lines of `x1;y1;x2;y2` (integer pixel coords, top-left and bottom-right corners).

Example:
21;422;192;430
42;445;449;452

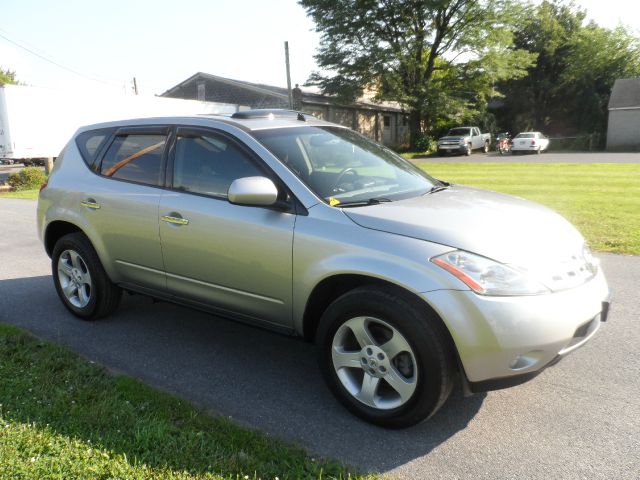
299;0;535;147
496;0;640;144
560;23;640;141
495;0;585;133
0;67;18;85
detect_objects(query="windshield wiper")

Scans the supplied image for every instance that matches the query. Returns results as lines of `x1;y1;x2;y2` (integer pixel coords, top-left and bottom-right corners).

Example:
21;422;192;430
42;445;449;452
338;197;393;207
427;181;450;194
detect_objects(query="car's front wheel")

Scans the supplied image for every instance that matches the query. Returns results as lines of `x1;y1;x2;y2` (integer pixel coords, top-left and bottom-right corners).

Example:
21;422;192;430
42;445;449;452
317;286;455;428
52;232;122;320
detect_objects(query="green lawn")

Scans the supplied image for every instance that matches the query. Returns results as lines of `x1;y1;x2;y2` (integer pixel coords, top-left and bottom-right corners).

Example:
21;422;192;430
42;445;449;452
416;162;640;255
0;188;40;200
0;324;368;479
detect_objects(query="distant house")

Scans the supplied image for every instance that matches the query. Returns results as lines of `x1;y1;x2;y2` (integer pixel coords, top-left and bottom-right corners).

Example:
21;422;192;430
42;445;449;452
160;72;409;147
607;78;640;151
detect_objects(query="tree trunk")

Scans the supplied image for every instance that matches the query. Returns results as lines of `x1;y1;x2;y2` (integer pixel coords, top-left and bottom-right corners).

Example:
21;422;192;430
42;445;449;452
408;110;422;150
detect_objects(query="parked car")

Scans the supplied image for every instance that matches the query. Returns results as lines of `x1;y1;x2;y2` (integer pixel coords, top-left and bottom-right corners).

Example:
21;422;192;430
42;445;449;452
38;110;610;428
437;126;491;156
511;131;550;154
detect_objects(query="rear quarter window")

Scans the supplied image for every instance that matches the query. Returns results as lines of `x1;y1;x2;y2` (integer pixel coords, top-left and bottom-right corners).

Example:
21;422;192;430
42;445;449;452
75;128;115;170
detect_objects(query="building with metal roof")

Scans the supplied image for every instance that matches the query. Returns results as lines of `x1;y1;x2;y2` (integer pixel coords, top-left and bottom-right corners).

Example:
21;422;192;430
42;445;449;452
161;72;409;147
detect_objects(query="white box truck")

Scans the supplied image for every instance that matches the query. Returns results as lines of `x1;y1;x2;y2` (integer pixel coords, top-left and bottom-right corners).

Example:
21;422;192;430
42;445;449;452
0;85;244;165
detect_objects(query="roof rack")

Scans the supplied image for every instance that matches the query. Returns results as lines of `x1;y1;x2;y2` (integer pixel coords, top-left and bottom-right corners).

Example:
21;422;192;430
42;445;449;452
230;109;311;121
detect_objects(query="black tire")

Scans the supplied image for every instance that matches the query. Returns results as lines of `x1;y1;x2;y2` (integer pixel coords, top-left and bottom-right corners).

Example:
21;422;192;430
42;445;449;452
317;286;456;428
536;147;542;155
483;141;490;153
464;144;472;156
52;232;122;320
437;149;445;157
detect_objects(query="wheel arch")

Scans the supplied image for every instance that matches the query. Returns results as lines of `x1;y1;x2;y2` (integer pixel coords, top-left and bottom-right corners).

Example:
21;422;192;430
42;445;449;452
44;220;83;257
44;219;118;280
302;274;458;359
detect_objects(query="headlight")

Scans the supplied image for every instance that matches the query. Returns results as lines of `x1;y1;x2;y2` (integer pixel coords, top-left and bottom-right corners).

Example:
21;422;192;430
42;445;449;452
431;250;550;296
459;139;466;145
582;244;599;275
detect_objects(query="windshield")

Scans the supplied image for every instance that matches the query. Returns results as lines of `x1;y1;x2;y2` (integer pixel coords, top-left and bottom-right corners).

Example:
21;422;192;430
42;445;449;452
252;126;438;205
447;128;471;136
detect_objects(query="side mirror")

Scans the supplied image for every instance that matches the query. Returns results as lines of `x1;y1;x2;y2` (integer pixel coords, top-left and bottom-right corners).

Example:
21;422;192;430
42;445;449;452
228;176;278;206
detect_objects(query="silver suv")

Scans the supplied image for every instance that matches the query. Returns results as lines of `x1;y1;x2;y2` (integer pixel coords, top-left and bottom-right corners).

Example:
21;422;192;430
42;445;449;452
38;110;610;428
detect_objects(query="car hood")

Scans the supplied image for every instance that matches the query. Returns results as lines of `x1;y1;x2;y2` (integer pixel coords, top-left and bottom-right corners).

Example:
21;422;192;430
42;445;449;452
439;136;467;142
342;185;585;267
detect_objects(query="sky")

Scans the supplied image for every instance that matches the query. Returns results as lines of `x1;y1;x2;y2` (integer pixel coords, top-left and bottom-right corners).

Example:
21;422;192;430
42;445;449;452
1;0;639;98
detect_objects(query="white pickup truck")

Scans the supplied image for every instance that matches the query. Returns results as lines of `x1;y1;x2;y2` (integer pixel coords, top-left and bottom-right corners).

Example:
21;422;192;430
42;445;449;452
437;127;491;156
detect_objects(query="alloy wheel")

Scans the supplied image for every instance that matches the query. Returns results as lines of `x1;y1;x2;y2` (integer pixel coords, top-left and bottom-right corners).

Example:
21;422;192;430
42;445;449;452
331;316;418;410
57;249;92;308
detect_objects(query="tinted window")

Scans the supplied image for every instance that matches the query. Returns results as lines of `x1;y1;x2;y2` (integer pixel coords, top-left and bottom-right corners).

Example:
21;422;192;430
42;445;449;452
100;134;166;186
75;128;115;168
172;132;263;197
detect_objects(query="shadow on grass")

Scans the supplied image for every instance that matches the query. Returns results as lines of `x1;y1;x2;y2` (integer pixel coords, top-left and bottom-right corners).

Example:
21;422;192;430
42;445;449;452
0;275;485;476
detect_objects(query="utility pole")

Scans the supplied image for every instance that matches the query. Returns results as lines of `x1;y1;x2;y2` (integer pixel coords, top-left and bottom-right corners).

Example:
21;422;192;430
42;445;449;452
284;41;293;109
132;77;139;95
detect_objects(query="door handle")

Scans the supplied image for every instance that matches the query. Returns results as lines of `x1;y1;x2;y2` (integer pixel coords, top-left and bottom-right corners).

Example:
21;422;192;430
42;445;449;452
161;215;189;226
80;200;100;210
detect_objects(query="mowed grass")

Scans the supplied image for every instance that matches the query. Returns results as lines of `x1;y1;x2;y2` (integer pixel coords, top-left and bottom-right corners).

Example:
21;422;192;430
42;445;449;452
416;162;640;255
0;188;39;200
0;324;368;479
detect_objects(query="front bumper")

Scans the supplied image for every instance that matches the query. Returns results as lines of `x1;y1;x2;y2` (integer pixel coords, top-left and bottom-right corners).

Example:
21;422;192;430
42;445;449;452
422;268;610;391
438;144;467;154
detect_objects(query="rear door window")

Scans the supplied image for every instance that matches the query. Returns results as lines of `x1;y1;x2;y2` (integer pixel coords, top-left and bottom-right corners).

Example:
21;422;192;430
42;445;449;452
100;133;167;186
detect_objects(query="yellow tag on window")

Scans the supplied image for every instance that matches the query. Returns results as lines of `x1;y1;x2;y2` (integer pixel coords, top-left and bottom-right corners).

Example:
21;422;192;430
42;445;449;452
329;197;341;206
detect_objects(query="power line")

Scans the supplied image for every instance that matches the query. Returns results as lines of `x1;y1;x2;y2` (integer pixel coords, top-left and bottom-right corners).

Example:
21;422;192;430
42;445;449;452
0;28;122;87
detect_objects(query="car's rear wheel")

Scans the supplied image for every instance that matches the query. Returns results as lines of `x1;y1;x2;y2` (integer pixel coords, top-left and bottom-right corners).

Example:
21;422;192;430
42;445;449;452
483;141;489;153
317;286;455;428
52;233;122;320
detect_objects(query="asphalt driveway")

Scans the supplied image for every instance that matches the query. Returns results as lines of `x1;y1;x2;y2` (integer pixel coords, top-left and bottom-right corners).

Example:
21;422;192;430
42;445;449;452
1;198;638;479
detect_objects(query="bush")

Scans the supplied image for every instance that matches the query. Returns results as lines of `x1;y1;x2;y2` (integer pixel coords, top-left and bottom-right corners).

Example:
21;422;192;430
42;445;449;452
414;133;437;153
7;167;46;191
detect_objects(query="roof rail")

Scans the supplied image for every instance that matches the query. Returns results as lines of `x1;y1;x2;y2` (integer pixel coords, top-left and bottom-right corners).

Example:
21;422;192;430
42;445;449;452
230;109;312;121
